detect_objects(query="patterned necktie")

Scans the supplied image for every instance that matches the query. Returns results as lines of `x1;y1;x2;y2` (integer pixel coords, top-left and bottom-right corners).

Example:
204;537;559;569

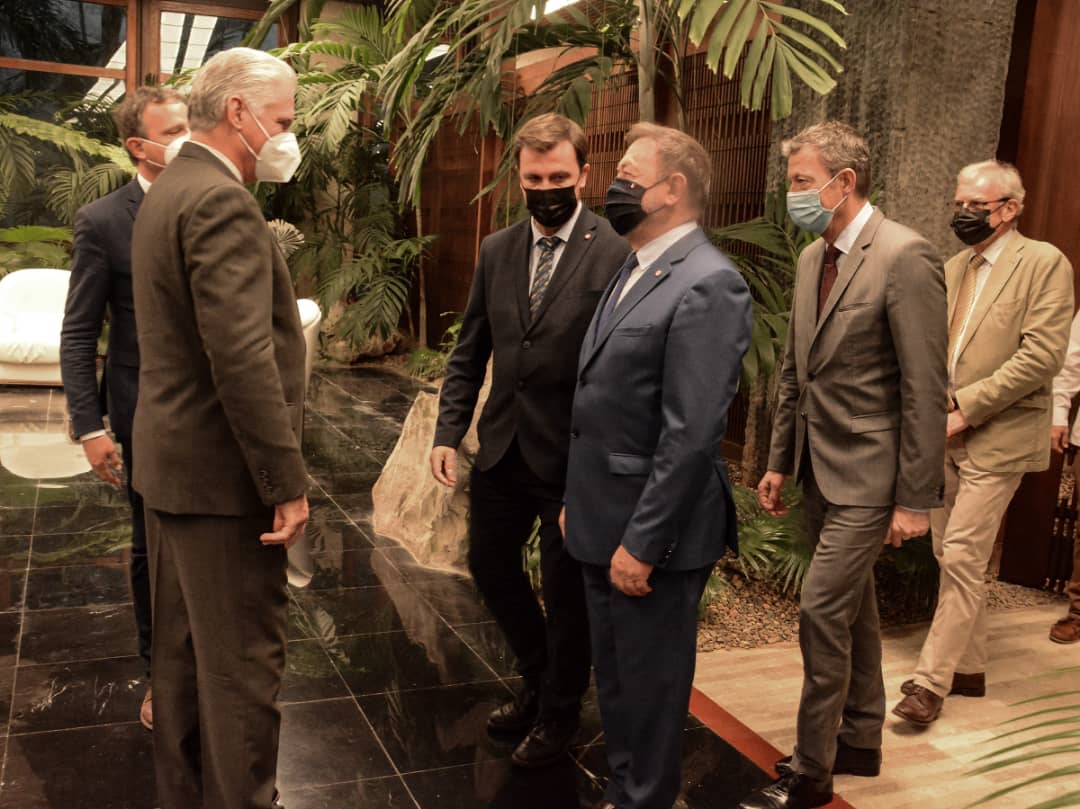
948;253;986;358
529;236;561;319
596;252;639;334
817;244;840;319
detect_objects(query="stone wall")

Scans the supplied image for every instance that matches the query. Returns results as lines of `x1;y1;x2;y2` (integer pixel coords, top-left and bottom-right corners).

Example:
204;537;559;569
767;0;1019;254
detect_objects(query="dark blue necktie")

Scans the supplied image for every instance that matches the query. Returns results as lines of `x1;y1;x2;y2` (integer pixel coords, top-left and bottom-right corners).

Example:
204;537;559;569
596;252;638;334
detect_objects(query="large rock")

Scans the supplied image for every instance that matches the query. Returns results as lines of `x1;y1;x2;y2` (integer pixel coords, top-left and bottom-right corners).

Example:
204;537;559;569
371;370;489;572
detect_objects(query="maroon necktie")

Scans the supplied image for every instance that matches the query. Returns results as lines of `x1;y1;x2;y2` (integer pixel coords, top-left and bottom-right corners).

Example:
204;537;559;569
818;244;840;319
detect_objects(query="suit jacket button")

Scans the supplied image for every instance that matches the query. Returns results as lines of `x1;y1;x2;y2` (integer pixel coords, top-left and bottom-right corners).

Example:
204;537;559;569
808;372;815;381
522;340;531;349
517;380;526;390
571;429;580;439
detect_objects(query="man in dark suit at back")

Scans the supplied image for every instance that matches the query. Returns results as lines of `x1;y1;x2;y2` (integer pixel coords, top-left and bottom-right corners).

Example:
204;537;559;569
561;122;751;809
431;113;630;768
60;85;189;731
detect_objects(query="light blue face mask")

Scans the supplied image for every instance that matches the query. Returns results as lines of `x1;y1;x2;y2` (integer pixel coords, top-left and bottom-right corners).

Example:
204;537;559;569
786;172;848;234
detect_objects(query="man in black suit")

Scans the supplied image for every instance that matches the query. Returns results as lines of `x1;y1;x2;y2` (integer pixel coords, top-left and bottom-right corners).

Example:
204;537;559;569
60;86;189;730
431;113;630;768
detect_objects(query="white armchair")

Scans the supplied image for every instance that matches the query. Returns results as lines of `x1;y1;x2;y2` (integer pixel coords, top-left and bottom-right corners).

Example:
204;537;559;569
0;268;71;386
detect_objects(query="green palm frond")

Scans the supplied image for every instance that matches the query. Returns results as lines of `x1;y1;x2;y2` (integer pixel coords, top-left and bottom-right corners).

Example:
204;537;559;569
677;0;847;120
965;670;1080;808
0;226;72;244
44;162;131;225
0;111;129;165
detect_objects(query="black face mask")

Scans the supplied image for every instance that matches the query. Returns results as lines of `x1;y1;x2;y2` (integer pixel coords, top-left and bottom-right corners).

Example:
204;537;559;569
524;185;578;228
604;176;667;236
950;202;1005;246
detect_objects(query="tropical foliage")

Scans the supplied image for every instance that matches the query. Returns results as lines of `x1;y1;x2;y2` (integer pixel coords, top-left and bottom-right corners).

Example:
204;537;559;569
0;93;131;275
967;667;1080;808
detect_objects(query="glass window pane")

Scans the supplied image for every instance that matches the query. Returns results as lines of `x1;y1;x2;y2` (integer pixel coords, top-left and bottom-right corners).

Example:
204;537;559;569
160;13;278;76
0;0;127;69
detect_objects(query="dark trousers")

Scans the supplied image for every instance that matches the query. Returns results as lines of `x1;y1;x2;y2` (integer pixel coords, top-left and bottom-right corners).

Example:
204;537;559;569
147;508;288;809
582;562;712;809
468;441;591;718
119;435;151;677
791;462;891;781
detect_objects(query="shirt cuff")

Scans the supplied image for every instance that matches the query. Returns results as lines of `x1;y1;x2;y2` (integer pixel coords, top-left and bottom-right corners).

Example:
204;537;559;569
78;430;108;443
1053;404;1071;427
896;505;929;513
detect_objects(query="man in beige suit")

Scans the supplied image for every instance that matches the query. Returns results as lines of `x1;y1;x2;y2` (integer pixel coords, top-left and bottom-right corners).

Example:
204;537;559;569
131;47;307;809
739;121;948;809
894;160;1074;725
1049;312;1080;644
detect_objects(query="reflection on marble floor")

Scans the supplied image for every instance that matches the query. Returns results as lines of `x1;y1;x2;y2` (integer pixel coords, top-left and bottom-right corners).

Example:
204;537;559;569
0;369;770;808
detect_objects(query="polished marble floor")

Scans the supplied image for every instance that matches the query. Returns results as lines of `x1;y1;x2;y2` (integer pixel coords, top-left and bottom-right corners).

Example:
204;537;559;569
0;368;772;808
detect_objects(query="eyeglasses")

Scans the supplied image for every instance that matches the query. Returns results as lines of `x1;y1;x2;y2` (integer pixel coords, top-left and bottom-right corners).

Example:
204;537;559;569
953;197;1009;212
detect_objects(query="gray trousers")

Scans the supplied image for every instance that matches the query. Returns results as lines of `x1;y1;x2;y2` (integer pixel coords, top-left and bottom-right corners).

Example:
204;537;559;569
147;507;288;809
790;466;892;782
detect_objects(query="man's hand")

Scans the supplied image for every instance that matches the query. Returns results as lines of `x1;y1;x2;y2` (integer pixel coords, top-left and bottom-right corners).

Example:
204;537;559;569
83;434;123;487
261;494;309;549
430;446;458;487
884;506;930;548
946;409;969;438
757;471;788;516
559;506;566;538
610;545;653;597
1051;425;1070;454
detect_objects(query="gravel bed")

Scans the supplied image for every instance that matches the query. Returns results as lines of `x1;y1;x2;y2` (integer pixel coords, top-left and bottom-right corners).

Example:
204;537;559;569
698;570;1068;653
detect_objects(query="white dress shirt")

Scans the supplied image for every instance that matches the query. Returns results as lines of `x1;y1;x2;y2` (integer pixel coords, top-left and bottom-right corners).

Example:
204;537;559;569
950;229;1015;377
1053;311;1080;444
617;221;699;304
528;201;583;288
830;201;875;265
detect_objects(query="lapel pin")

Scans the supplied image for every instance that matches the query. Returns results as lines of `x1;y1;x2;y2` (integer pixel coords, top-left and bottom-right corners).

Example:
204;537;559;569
654;270;662;277
584;233;592;240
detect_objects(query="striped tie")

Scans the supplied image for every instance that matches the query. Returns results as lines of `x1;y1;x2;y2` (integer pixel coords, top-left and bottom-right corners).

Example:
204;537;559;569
529;236;561;319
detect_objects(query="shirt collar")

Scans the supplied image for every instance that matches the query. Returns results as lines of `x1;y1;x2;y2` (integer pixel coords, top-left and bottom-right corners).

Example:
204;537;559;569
976;228;1015;266
831;201;874;255
530;201;583;246
187;140;244;183
135;170;152;194
635;221;699;271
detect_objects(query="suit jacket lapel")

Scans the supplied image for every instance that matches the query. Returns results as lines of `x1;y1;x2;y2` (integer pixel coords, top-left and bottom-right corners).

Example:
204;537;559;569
126;179;145;221
811;209;881;346
581;227;708;370
946;248;973;326
526;210;597;331
956;234;1026;360
512;220;534;333
795;239;824;371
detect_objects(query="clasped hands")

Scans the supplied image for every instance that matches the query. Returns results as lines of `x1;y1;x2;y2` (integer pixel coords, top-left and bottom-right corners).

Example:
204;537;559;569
757;471;929;548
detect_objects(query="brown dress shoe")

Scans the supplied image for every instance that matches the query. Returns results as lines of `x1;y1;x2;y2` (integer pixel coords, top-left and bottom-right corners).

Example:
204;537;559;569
900;671;984;698
892;685;943;725
1050;615;1080;644
140;686;153;731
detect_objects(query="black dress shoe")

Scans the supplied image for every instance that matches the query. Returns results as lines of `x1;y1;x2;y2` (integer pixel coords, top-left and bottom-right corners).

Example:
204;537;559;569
511;716;579;769
487;685;540;738
738;773;833;809
775;739;881;777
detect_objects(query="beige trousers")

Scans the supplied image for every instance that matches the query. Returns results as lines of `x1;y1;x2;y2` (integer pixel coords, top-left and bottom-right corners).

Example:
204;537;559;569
913;441;1023;697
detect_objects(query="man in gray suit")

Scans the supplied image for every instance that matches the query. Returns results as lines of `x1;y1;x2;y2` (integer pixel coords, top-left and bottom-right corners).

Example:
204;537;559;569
562;123;751;809
739;122;948;809
131;48;306;809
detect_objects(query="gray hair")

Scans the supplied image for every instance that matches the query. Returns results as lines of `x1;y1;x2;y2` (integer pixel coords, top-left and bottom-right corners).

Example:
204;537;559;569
187;47;296;132
782;121;871;197
625;122;712;210
957;160;1026;215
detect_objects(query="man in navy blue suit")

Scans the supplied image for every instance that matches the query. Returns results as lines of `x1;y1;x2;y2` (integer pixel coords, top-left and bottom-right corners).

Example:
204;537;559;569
60;86;189;730
561;123;752;809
